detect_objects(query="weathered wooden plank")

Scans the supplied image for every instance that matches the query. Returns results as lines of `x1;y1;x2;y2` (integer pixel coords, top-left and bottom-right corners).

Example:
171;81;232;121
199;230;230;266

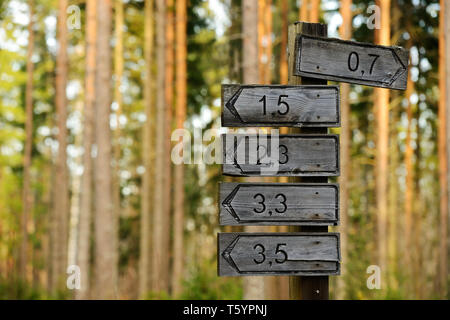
218;232;341;276
219;182;339;226
221;84;340;127
294;35;409;90
222;134;340;176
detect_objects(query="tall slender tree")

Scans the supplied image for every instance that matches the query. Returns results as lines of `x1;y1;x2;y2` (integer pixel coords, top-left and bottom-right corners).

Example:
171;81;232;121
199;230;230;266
51;0;69;292
445;0;450;300
172;0;187;297
299;0;308;22
336;0;351;300
151;0;168;294
438;0;448;299
95;0;117;299
140;0;154;298
309;0;319;22
163;0;174;294
76;0;97;300
374;0;390;279
113;0;124;283
280;0;288;85
242;0;265;301
20;0;34;281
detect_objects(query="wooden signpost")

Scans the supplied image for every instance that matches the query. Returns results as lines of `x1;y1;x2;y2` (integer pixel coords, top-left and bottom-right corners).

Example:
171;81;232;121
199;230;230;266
219;182;339;226
217;20;408;300
222;84;340;127
294;35;409;90
218;233;340;276
222;134;340;176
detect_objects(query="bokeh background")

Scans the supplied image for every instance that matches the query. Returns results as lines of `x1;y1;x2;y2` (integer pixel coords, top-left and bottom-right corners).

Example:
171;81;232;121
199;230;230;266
0;0;449;300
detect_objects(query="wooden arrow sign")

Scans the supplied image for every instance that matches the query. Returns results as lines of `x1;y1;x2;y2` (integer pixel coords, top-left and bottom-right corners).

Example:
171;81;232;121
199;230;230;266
218;232;341;276
294;35;409;90
222;134;339;176
221;84;340;127
219;182;339;226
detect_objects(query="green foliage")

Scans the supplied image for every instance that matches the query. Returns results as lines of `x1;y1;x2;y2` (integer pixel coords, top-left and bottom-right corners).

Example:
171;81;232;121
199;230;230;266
179;258;243;300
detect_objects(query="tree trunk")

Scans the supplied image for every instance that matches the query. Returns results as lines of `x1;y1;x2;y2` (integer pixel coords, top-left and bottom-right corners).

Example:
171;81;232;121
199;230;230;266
438;0;448;299
20;0;34;281
335;0;351;300
374;0;390;280
242;0;266;300
75;0;96;300
51;0;69;292
162;0;174;295
299;0;308;22
95;0;117;299
309;0;319;23
112;0;123;294
139;0;154;298
445;0;450;299
172;0;187;297
280;0;288;85
404;63;414;296
151;0;168;295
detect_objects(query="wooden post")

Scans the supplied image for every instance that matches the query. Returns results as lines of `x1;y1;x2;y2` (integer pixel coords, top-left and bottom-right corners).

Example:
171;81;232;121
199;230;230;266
288;22;329;300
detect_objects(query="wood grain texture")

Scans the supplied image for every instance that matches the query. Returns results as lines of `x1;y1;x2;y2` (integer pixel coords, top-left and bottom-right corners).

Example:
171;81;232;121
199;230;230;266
218;232;341;276
222;134;340;176
221;84;340;127
294;35;409;90
219;182;339;226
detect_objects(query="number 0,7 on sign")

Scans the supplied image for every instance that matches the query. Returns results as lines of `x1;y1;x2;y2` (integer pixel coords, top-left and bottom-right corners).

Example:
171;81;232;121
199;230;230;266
218;233;341;276
221;85;340;127
294;35;409;90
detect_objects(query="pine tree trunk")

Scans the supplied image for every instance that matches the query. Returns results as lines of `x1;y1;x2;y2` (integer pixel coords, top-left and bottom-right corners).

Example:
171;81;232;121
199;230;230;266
162;0;174;295
75;0;96;300
374;0;390;279
309;0;319;22
151;0;167;294
438;0;448;299
112;0;123;294
336;0;351;300
242;0;265;301
404;64;414;296
299;0;308;21
172;0;187;297
280;0;288;85
95;0;117;299
139;0;154;298
20;0;34;281
445;0;450;299
51;0;69;292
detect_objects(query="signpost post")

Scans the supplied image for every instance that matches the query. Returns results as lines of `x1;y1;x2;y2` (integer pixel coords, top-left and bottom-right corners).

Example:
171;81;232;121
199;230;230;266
217;20;408;300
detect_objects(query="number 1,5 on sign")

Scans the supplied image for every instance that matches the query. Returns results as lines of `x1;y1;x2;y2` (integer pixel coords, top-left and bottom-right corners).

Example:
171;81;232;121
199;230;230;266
221;85;340;127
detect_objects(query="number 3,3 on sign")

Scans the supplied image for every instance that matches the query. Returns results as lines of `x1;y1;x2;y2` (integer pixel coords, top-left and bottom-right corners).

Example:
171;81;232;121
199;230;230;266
218;233;341;276
219;182;339;226
294;35;409;90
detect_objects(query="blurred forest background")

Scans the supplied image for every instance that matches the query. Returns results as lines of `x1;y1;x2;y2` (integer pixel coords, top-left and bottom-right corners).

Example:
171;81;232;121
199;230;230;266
0;0;449;300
